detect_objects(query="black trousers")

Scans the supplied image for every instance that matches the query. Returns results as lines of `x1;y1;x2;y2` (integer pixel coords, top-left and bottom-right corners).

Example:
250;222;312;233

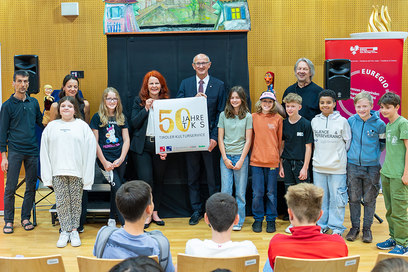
132;137;168;212
186;151;218;213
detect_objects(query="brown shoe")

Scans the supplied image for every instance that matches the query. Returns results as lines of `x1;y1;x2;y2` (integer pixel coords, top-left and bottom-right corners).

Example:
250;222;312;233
362;228;373;243
345;227;359;241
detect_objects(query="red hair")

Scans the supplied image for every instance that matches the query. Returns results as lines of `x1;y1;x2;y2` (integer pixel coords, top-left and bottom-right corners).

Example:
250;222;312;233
139;70;170;106
265;71;275;86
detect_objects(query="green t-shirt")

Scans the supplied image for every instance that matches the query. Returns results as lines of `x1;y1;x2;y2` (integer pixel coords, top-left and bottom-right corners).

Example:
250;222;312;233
382;116;408;178
218;111;252;155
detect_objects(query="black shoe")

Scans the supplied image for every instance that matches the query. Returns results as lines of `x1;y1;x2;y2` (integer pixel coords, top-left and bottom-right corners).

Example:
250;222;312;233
345;227;359;241
266;221;276;233
189;211;203;225
152;219;165;226
282;214;290;221
362;228;373;243
252;221;262;233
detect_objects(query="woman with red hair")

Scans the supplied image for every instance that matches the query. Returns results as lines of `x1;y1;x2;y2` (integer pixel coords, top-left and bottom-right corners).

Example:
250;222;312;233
130;70;170;228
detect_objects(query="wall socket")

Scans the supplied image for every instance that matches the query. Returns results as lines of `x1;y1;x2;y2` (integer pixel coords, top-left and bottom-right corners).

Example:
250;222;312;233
71;71;84;78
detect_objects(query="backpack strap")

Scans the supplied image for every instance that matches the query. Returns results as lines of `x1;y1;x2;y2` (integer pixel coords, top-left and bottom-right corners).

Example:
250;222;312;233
94;226;119;258
145;230;170;270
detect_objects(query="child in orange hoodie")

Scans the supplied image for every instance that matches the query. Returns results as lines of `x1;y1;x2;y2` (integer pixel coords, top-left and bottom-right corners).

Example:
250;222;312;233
251;92;282;233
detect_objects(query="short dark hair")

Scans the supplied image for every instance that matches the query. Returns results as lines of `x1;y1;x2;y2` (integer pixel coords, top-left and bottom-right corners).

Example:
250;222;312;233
318;89;336;103
13;70;29;81
378;92;401;107
116;180;152;223
109;256;163;272
205;193;237;232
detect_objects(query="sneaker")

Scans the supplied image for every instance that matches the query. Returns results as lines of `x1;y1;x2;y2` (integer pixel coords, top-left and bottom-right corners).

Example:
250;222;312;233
232;225;242;231
282;214;290;221
77;226;84;233
388;245;406;254
285;224;293;234
362;228;373;243
252;221;262;233
332;232;343;237
56;231;70;248
266;221;276;233
345;228;360;242
320;227;330;234
189;211;203;225
70;231;81;247
108;219;116;227
377;238;396;250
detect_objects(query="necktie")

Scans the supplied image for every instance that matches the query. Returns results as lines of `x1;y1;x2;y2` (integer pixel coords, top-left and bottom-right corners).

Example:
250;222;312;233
198;80;204;93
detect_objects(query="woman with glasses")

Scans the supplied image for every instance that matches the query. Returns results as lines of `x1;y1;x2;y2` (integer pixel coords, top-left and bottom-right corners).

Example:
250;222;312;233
90;87;129;227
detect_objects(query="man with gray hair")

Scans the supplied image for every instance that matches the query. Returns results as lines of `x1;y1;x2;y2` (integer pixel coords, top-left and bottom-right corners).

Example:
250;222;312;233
177;53;226;226
282;58;323;121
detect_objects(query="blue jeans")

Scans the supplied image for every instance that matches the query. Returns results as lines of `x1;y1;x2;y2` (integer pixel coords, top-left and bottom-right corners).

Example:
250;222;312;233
252;166;279;222
313;171;348;234
220;155;249;227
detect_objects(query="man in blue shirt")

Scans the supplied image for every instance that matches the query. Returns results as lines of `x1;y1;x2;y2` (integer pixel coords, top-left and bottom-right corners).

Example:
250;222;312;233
0;70;44;234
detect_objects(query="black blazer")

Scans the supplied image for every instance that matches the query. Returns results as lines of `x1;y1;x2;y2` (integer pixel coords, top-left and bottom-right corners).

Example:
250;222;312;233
129;96;149;155
176;75;226;141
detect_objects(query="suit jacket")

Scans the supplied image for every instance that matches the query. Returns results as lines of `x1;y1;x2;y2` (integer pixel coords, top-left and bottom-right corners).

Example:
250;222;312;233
130;96;149;154
177;75;226;141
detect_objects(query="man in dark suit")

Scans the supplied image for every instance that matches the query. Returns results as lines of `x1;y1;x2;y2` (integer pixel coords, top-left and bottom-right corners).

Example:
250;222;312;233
177;53;226;225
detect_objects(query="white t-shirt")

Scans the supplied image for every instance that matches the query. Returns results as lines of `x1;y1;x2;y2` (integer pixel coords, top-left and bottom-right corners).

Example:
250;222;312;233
185;239;258;257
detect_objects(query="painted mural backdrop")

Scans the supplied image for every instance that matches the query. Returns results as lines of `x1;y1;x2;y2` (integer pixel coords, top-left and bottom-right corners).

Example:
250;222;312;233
103;0;251;33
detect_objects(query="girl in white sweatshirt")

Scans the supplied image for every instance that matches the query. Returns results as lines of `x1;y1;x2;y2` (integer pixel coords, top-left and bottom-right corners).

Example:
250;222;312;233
40;96;96;248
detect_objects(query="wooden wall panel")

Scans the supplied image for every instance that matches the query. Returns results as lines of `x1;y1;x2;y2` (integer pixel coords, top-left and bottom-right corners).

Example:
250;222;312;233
0;0;407;117
247;0;408;115
0;0;107;115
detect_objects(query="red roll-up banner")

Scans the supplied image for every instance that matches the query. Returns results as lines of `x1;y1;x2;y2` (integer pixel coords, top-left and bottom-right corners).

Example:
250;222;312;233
325;38;404;121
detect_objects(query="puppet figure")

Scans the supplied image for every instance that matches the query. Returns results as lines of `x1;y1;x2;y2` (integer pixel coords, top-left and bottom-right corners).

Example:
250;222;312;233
43;84;54;126
265;71;275;94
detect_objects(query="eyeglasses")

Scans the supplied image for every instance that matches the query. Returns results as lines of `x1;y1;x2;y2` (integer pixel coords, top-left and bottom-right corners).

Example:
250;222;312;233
106;98;118;102
194;62;209;67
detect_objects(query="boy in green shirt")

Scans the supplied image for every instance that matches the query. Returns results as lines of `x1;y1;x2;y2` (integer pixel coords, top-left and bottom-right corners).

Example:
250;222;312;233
376;92;408;254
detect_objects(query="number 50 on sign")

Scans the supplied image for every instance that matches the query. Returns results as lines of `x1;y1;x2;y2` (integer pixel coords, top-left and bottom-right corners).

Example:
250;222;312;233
153;97;210;154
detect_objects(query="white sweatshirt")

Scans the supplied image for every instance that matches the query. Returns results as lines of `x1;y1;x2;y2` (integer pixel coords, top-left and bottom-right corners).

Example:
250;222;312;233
311;111;351;174
40;119;97;190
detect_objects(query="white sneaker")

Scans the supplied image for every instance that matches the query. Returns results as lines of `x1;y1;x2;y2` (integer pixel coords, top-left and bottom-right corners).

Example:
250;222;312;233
108;219;116;227
70;230;81;247
101;170;115;186
232;225;242;231
57;231;70;248
285;224;292;234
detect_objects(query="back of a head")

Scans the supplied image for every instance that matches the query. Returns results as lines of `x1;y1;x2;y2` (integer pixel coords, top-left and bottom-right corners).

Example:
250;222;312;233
285;183;324;224
371;258;408;272
116;180;152;223
109;256;163;272
206;193;238;232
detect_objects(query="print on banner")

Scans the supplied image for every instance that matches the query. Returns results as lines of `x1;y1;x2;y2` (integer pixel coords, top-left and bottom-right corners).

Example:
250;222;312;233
153;97;209;154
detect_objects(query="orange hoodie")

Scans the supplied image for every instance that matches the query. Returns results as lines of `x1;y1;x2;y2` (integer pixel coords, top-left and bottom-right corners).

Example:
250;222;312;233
250;112;282;168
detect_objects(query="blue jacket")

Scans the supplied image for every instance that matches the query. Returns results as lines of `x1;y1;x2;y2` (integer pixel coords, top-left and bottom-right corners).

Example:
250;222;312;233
347;110;386;166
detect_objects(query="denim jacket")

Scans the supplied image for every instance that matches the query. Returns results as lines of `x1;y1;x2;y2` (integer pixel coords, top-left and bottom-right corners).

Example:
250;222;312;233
347;110;386;166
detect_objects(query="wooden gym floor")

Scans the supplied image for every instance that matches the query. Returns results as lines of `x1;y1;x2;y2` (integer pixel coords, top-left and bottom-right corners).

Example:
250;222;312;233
0;182;392;271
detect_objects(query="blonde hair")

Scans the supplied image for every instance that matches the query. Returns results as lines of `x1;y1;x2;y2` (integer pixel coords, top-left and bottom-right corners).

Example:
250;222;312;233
255;99;277;114
354;91;373;105
98;87;125;127
283;93;302;105
285;183;324;224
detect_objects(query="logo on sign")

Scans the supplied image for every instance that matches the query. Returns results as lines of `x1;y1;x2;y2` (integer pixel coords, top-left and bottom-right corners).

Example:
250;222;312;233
350;45;378;55
166;146;172;151
160;146;165;152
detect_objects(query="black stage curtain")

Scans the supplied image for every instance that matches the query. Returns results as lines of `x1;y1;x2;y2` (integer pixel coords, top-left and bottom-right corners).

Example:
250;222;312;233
107;32;253;218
